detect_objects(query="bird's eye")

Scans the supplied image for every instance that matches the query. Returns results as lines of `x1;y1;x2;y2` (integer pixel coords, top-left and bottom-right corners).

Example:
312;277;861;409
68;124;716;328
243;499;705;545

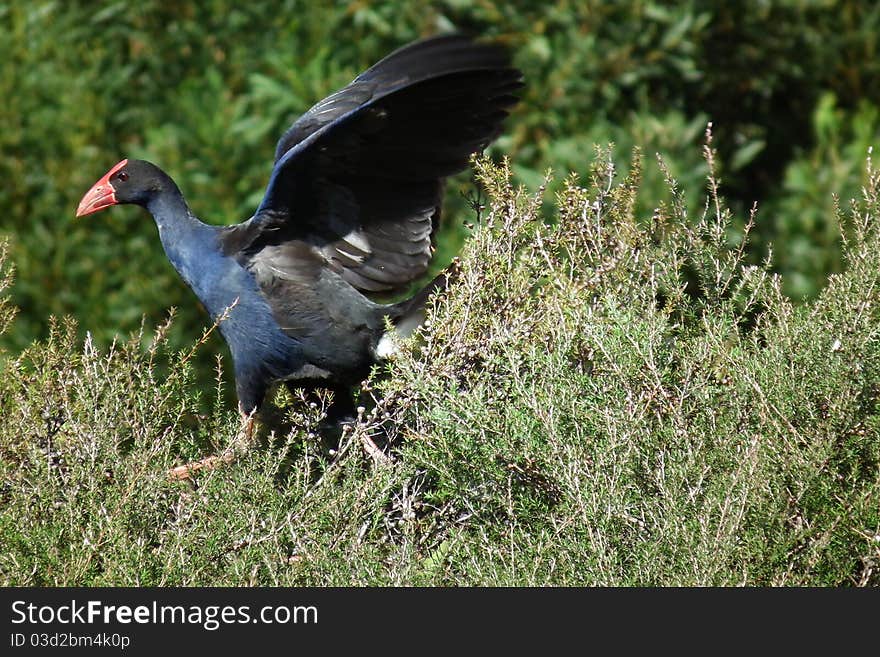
116;171;129;182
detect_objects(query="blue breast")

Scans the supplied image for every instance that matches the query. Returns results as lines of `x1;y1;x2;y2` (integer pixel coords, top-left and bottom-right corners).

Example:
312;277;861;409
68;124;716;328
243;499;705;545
159;222;305;403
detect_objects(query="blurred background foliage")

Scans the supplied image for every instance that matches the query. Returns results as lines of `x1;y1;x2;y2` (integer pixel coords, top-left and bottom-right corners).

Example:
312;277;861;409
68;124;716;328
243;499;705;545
2;0;880;397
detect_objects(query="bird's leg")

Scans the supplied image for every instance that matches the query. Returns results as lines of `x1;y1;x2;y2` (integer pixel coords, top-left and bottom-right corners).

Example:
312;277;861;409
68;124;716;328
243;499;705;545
167;408;256;481
325;386;357;426
234;407;257;448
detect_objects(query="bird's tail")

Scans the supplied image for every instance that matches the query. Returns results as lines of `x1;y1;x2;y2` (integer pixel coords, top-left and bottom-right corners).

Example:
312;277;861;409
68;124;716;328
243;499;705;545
375;259;459;358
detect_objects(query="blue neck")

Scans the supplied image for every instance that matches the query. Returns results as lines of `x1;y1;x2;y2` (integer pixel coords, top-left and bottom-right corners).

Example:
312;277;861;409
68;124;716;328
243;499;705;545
146;193;233;319
144;190;290;341
144;189;305;410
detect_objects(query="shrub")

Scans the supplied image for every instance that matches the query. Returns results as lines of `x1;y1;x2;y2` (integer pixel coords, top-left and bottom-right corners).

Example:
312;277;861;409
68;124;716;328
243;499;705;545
1;143;877;585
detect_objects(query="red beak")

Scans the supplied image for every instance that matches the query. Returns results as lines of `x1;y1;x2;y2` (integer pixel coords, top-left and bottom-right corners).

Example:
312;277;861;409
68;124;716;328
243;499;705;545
75;159;128;217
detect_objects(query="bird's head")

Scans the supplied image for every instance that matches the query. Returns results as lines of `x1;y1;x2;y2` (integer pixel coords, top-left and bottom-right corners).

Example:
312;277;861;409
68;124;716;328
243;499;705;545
76;159;170;217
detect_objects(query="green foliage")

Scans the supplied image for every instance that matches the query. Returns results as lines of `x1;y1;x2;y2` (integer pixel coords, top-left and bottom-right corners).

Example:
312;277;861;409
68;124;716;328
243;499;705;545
1;150;878;586
3;1;880;385
763;94;880;299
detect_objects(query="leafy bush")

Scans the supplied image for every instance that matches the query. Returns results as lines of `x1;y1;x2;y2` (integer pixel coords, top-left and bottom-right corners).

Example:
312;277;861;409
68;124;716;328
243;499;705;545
1;146;877;586
4;0;880;387
763;94;880;299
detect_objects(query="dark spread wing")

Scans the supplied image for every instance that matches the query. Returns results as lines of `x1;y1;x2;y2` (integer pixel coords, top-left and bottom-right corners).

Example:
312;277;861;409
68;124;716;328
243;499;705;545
272;33;514;164
224;34;521;294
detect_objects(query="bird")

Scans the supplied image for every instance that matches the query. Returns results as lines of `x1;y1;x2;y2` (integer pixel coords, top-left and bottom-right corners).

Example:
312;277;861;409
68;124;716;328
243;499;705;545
75;34;521;475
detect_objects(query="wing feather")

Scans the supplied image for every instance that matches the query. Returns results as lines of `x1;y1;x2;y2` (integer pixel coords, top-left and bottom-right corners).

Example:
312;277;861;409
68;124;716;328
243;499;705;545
224;34;521;294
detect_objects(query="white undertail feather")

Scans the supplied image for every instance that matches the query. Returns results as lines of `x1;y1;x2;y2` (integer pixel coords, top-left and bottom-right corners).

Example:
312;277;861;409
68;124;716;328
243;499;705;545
374;307;426;359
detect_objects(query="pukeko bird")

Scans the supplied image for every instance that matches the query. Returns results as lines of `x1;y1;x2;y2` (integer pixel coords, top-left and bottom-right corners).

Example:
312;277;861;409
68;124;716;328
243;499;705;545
76;34;521;475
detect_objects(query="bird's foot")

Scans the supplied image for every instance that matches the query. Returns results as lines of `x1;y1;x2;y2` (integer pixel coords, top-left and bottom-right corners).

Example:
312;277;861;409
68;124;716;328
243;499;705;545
167;449;238;481
359;432;392;464
168;411;256;481
342;406;393;465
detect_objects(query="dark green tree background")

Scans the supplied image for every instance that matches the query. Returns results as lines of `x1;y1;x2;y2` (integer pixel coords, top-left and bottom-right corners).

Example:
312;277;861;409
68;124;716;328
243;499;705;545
3;0;879;394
